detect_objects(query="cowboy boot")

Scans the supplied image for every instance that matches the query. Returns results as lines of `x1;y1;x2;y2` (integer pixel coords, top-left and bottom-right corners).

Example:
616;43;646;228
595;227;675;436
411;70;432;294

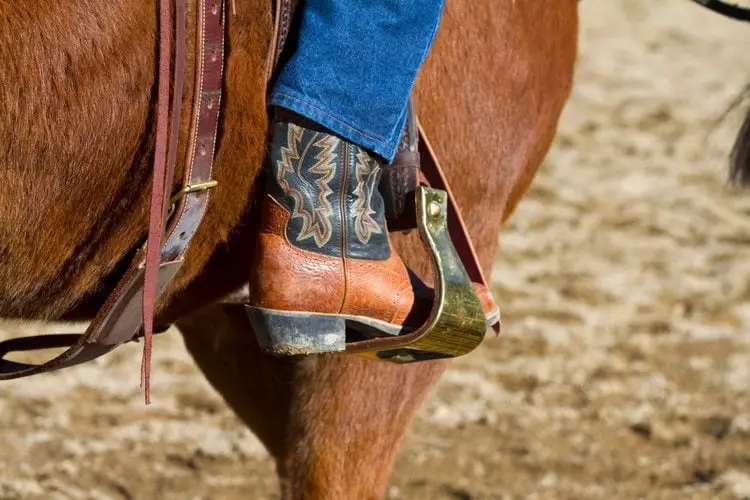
247;111;498;355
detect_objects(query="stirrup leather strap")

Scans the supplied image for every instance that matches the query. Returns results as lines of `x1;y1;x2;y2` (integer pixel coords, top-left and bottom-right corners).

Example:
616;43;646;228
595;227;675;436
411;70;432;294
0;0;227;399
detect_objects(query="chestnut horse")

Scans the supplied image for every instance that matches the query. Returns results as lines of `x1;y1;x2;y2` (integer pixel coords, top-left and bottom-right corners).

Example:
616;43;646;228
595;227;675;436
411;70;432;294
0;0;578;497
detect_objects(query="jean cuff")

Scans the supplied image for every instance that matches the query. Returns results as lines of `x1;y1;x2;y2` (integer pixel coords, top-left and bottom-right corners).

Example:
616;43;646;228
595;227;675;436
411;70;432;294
269;89;403;162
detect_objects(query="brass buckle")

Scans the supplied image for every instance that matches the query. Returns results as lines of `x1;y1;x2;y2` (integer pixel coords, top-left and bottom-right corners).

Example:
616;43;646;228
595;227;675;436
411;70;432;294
169;180;218;206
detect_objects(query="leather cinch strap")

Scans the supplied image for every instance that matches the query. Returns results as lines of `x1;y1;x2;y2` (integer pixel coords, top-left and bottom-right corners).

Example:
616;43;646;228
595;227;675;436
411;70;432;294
0;0;226;402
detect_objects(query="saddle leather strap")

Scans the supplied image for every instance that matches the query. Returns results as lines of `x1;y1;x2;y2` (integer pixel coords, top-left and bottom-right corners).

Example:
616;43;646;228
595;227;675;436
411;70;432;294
141;0;184;399
268;0;299;81
0;0;227;399
141;0;226;401
269;0;498;335
416;125;496;322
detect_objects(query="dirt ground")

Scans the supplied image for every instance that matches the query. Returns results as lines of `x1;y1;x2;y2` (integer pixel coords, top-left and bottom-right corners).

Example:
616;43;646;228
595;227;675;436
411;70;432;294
2;1;750;499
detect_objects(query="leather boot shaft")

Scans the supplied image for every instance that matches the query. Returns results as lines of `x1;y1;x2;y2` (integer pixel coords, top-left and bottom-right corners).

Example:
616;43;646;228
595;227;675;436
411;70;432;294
266;120;391;260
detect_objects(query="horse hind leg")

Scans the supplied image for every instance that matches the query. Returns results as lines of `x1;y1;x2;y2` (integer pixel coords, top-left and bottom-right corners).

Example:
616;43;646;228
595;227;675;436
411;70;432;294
175;2;579;497
176;302;291;465
176;300;444;499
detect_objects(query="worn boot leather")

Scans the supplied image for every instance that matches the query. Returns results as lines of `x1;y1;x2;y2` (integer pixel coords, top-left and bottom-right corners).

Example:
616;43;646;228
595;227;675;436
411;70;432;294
246;112;498;355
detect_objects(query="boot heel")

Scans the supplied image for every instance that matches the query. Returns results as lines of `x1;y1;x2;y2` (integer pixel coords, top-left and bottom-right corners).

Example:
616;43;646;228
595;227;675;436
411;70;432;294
245;307;346;356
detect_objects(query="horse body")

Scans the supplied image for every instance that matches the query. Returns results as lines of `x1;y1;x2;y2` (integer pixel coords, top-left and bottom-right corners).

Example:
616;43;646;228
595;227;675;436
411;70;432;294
0;0;578;497
0;0;271;320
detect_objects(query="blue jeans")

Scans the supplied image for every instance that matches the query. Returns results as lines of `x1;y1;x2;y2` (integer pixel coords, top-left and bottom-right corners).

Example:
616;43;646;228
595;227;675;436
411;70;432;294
269;0;445;162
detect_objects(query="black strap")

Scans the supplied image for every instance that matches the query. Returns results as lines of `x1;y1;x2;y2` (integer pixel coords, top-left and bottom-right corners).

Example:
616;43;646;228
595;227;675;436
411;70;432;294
0;334;114;374
688;0;750;21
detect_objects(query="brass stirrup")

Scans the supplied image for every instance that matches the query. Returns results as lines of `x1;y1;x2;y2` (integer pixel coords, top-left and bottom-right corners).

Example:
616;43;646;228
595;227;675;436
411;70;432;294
345;186;487;363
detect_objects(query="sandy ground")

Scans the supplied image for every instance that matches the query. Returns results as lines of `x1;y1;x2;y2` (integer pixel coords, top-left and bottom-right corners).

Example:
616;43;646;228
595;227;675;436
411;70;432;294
2;1;750;499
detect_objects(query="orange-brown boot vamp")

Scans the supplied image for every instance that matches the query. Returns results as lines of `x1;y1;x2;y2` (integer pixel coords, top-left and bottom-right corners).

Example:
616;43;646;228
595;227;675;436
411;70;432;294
341;253;415;326
249;196;412;325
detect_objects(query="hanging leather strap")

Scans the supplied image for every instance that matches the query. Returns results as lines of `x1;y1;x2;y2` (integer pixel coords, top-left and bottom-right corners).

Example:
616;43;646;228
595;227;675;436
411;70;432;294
0;0;227;397
141;0;226;401
416;123;499;334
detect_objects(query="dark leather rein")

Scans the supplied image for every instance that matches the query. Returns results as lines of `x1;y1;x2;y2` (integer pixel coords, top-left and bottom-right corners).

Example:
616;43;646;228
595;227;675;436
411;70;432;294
688;0;750;21
578;0;750;21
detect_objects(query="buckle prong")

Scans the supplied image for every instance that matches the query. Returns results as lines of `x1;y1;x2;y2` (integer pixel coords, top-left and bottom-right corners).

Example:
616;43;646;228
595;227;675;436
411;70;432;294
169;180;218;206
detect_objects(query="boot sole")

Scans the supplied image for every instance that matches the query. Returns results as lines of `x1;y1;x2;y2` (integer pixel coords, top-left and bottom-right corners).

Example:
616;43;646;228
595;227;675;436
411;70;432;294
246;305;501;356
486;306;501;328
245;306;403;356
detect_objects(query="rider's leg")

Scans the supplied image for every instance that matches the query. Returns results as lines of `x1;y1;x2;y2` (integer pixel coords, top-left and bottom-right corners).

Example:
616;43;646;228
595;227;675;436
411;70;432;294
269;0;445;162
247;0;497;355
